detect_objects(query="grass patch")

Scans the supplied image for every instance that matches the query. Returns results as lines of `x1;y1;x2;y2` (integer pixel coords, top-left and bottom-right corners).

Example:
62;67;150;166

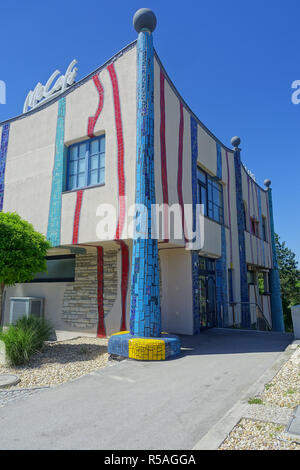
248;397;263;405
264;383;274;390
0;315;52;366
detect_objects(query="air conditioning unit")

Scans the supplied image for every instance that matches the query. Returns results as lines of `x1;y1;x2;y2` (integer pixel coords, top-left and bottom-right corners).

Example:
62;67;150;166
9;297;44;325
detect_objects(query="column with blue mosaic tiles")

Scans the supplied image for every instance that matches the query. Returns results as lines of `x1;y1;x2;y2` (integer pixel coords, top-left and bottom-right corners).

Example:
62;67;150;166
190;116;201;334
232;137;250;328
265;181;284;332
47;97;66;247
215;143;229;327
108;8;181;360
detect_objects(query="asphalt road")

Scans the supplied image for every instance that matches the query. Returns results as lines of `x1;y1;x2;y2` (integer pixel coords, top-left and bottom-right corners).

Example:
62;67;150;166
0;328;293;450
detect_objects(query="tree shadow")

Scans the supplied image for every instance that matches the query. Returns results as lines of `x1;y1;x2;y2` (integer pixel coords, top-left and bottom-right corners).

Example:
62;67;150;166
24;342;108;368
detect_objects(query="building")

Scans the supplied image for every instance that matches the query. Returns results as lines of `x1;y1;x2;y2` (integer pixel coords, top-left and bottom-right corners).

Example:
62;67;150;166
0;9;284;359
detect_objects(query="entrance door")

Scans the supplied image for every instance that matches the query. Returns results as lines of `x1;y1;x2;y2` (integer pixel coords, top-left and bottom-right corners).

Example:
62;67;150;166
198;257;216;329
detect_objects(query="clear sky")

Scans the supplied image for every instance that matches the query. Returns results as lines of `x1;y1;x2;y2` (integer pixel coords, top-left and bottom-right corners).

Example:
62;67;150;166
0;0;299;263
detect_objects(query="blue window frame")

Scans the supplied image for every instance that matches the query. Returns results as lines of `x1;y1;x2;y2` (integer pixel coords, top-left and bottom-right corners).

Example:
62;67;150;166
197;167;224;224
67;135;105;191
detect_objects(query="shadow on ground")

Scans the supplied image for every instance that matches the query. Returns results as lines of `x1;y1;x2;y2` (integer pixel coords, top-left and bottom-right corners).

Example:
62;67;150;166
20;343;108;369
178;328;293;357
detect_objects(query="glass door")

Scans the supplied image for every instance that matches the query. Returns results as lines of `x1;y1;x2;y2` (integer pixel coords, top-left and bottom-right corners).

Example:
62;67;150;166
198;257;216;329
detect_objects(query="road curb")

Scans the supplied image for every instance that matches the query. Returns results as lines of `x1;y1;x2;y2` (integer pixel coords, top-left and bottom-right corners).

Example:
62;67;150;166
192;341;298;450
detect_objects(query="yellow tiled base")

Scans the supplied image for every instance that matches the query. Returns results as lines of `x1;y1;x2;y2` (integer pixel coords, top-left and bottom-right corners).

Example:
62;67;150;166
128;337;165;361
111;331;130;336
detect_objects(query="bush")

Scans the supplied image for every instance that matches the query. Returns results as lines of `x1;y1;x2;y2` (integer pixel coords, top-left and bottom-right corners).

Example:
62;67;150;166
0;316;52;365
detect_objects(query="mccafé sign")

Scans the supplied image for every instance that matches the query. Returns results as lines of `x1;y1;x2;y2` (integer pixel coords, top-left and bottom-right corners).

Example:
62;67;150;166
23;59;78;113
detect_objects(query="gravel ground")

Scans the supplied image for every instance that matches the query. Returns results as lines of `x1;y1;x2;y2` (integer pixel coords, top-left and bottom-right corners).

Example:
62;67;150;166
219;418;300;450
0;336;109;389
219;345;300;450
261;346;300;409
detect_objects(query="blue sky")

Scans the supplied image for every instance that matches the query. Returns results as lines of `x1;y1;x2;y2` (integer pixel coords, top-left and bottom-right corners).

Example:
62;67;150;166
0;0;299;263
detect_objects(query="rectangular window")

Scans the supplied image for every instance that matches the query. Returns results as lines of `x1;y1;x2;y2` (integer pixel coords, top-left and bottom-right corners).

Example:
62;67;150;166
258;271;269;294
247;269;256;285
31;255;75;282
250;217;260;237
67;135;105;191
197;167;224;224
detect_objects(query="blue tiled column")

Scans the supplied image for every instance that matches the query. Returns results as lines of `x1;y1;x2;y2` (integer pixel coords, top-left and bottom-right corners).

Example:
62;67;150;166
190;116;200;334
215;143;229;327
129;29;161;338
233;141;250;328
266;187;284;332
108;9;180;360
47;97;66;247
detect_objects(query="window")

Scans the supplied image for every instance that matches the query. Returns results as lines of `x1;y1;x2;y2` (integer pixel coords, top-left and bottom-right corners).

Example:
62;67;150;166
247;269;256;285
262;216;267;242
67;135;105;191
250;217;260;237
31;255;75;282
258;271;269;294
197;167;224;224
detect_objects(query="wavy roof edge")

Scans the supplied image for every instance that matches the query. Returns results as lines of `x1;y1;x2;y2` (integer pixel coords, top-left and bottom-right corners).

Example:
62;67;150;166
0;40;265;191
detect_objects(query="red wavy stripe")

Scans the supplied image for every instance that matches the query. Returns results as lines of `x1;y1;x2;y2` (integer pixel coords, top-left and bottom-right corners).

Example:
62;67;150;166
87;74;104;138
160;70;169;241
116;240;129;331
107;63;125;240
72;190;83;244
177;102;187;243
97;246;106;337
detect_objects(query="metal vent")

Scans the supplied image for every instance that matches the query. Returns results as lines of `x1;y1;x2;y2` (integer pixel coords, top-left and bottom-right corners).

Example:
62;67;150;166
9;297;44;324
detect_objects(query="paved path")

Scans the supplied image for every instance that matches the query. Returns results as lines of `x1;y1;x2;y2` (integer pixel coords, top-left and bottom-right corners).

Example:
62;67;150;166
0;329;293;450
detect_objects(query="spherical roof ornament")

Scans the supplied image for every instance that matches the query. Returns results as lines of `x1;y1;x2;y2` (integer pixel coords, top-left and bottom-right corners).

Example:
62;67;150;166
231;136;241;149
133;8;157;33
264;179;271;188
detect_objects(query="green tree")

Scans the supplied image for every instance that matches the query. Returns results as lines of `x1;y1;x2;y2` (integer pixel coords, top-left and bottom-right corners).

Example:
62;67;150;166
275;233;300;331
0;212;50;323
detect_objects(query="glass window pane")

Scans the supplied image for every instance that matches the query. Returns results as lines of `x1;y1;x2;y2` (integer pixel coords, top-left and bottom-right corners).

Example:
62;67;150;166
78;173;85;187
68;175;77;190
89;170;99;185
197;168;206;185
69;160;77;175
90;139;99;155
213;187;220;205
99;168;105;184
90;154;99;170
33;257;75;281
99;137;105;152
79;143;86;158
78;159;85;173
213;204;219;222
99;154;105;169
70;146;77;161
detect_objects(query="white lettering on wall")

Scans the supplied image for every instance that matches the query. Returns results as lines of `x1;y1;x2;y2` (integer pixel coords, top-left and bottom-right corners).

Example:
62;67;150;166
23;59;78;113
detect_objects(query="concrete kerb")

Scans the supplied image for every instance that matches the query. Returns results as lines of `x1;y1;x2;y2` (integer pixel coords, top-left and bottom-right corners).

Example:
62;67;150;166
192;340;298;450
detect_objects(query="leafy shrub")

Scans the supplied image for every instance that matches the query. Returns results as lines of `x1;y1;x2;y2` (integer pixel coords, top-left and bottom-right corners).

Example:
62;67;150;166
0;315;52;365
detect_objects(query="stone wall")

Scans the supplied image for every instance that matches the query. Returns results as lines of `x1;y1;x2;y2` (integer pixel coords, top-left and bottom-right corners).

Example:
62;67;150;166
103;250;118;317
62;252;98;329
61;249;118;331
